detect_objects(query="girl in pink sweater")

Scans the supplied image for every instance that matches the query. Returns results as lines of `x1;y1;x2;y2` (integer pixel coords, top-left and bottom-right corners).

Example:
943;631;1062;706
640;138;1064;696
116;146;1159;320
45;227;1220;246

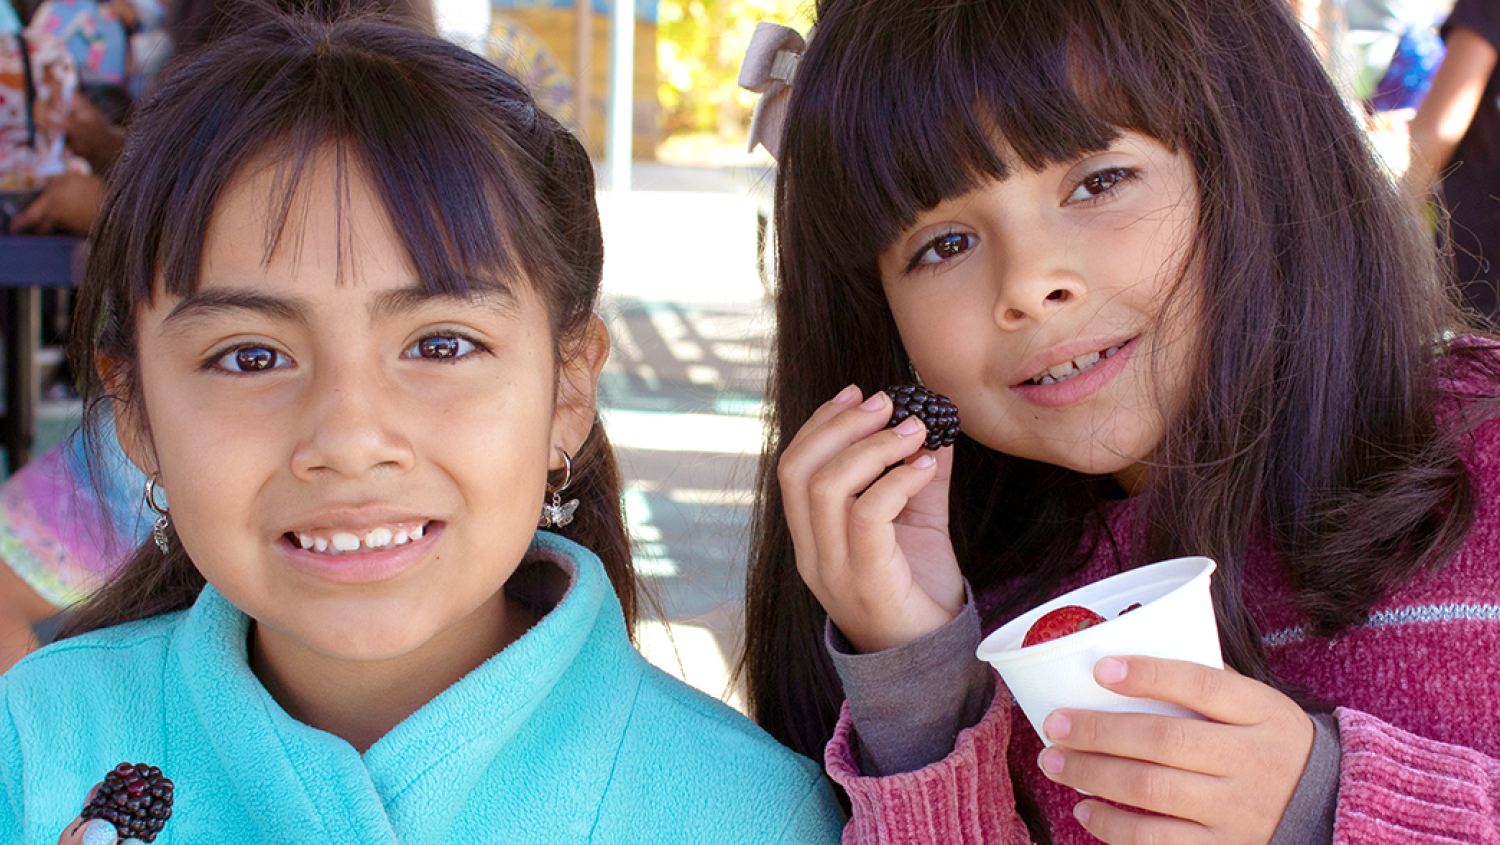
740;0;1500;842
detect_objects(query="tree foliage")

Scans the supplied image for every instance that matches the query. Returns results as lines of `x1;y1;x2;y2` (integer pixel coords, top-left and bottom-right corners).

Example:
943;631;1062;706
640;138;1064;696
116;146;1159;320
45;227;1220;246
657;0;812;142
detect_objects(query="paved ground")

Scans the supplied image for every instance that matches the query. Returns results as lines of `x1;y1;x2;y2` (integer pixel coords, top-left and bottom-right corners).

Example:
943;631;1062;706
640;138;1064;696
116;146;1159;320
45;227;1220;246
595;167;776;710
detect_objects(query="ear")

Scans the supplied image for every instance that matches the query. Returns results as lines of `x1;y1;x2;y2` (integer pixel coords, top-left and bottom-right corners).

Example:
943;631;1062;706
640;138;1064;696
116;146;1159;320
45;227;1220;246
550;315;610;468
98;353;157;477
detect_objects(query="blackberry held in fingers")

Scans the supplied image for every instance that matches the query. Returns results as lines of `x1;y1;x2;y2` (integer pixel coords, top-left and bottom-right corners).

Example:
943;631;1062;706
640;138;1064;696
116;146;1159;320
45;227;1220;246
80;762;174;843
884;384;960;450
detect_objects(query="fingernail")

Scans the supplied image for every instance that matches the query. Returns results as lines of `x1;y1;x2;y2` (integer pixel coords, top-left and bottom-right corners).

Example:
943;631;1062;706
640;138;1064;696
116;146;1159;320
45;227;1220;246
1096;657;1127;684
80;818;118;845
859;393;885;411
893;416;922;436
1038;747;1064;776
1074;802;1091;825
911;454;935;468
1043;712;1070;741
833;384;860;404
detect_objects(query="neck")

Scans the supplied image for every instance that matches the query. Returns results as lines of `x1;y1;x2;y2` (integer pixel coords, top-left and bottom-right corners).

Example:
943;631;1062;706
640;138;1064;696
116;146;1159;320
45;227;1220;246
249;594;538;753
1113;462;1151;496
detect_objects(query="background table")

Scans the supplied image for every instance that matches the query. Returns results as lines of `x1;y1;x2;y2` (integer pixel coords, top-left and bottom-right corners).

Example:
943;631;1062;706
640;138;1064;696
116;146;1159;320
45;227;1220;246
0;235;84;472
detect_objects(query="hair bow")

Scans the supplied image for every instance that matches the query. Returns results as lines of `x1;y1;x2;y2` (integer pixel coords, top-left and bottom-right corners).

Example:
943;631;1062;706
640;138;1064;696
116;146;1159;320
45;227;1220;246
739;21;806;158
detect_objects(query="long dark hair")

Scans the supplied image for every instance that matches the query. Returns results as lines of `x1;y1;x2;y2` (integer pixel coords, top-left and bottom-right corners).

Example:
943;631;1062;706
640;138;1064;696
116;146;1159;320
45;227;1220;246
743;0;1489;807
171;0;436;55
61;12;639;637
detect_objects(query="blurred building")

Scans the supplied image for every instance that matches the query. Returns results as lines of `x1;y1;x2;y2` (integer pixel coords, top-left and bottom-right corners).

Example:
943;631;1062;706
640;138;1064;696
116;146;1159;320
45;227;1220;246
488;0;659;158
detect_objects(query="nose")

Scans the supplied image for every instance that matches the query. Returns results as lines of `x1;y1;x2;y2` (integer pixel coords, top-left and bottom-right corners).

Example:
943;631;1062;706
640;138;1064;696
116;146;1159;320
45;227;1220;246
991;238;1088;330
290;359;415;480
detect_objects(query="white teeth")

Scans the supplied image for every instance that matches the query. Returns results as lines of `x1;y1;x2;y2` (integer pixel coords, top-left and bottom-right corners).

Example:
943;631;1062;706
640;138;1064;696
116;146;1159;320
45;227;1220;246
295;522;429;554
1030;344;1123;385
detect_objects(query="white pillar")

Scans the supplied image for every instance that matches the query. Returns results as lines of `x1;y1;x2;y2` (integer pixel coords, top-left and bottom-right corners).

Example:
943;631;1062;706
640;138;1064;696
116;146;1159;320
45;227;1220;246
606;0;634;193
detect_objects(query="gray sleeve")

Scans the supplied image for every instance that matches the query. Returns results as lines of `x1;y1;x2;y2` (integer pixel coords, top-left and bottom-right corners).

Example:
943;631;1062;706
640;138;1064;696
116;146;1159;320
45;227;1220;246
826;590;996;776
1269;711;1340;845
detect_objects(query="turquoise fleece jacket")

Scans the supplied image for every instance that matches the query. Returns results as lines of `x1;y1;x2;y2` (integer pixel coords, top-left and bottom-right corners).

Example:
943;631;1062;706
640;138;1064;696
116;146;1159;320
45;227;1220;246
0;532;843;843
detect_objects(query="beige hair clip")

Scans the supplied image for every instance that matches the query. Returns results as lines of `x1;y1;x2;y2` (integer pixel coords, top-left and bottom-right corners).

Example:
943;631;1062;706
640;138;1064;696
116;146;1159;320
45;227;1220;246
738;22;806;158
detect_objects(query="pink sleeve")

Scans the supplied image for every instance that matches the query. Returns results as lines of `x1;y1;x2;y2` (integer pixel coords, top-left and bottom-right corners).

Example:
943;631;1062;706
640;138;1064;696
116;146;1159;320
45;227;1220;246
1335;708;1500;843
827;689;1032;845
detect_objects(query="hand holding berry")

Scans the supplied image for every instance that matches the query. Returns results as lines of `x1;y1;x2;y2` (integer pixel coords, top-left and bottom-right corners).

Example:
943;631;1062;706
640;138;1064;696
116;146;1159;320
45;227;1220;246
57;763;173;845
778;385;965;654
1037;656;1315;845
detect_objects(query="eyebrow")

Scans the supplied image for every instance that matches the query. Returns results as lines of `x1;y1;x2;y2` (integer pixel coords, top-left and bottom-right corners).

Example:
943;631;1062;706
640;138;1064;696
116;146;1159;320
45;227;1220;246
161;281;518;330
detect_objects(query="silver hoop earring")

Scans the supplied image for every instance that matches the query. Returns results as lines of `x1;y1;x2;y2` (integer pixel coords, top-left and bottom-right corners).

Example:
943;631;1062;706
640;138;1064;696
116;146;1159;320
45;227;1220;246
538;449;579;528
144;473;171;554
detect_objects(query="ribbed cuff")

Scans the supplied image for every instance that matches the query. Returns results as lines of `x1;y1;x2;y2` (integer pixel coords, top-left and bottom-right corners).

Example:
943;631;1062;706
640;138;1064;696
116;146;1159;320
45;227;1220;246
1334;707;1500;843
827;693;1030;844
827;590;995;775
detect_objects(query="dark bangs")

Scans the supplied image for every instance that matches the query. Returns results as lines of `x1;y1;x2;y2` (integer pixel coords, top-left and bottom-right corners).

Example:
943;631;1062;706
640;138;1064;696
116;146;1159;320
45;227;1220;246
783;0;1200;267
82;14;579;365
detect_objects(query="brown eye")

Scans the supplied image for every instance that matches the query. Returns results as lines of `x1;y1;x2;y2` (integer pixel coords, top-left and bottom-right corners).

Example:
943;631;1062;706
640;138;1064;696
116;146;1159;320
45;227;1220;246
1083;170;1124;194
404;334;477;360
934;234;968;258
215;346;287;373
238;348;276;370
1067;167;1137;203
913;232;976;267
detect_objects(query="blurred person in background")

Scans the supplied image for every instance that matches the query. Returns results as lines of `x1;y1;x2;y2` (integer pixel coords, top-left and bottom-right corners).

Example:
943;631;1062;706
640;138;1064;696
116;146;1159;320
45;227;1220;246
1407;0;1500;320
9;0;433;234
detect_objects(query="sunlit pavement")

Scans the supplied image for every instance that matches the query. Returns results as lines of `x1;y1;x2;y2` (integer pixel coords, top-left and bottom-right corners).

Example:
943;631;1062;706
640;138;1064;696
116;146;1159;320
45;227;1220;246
596;166;774;711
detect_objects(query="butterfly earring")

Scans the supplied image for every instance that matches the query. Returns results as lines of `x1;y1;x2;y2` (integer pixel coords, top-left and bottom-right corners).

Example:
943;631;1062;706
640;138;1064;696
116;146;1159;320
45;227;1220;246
538;448;579;528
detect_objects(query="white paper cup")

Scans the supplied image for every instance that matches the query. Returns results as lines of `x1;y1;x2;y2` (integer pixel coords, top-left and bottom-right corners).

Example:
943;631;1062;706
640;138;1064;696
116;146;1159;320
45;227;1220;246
975;556;1222;743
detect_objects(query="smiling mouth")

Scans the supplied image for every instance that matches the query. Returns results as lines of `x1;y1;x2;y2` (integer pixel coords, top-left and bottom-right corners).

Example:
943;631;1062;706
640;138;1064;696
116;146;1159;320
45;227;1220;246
287;521;431;555
1024;342;1128;386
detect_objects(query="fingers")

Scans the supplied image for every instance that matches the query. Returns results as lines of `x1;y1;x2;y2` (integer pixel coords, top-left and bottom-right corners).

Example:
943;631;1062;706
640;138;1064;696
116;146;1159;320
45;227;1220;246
1043;707;1233;777
803;413;934;566
1093;656;1281;726
777;387;956;652
1038;658;1315;843
779;388;924;572
1071;800;1213;845
9;194;54;234
1038;736;1224;822
59;818;117;845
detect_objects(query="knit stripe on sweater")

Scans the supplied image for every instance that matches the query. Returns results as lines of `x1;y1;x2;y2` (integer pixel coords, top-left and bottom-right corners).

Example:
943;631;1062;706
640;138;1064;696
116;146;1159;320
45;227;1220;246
1262;603;1500;648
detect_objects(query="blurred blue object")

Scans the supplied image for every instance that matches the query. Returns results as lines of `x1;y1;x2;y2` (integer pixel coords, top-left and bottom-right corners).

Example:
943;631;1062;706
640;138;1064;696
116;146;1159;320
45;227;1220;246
1368;22;1447;112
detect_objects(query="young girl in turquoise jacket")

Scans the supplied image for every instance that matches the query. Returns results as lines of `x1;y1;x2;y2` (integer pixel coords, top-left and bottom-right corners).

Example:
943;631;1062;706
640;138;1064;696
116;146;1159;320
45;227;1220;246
0;11;843;844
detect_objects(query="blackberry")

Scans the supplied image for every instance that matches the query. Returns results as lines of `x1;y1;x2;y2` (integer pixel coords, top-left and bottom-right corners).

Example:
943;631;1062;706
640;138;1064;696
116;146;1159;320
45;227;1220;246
80;762;174;843
884;384;960;450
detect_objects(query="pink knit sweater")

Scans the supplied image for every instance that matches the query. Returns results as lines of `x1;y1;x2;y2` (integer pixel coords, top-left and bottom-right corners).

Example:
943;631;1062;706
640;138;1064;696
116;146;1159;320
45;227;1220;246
828;396;1500;843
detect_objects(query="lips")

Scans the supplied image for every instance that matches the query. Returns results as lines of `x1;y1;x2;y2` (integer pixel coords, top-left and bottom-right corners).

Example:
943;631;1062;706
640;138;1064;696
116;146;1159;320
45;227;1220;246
1010;336;1137;409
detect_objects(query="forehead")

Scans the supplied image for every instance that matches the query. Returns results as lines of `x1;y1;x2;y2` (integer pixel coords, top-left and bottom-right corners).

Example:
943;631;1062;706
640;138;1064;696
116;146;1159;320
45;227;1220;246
202;150;404;285
194;148;514;305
